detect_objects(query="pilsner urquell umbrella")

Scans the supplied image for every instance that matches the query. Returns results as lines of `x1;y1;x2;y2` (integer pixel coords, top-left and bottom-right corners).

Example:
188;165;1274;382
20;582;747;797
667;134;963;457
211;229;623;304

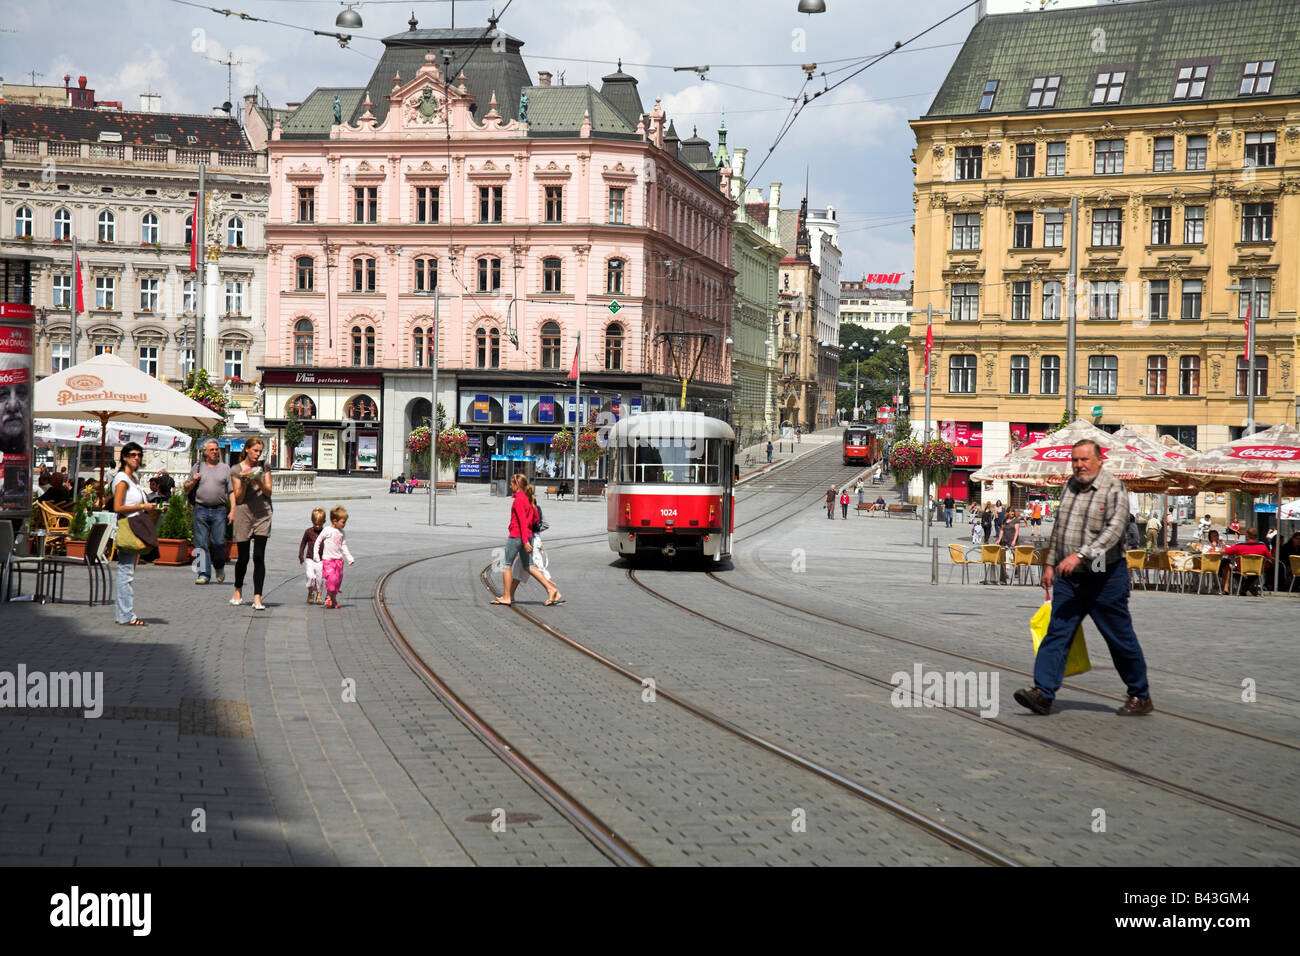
970;418;1168;486
34;353;222;482
1161;423;1300;593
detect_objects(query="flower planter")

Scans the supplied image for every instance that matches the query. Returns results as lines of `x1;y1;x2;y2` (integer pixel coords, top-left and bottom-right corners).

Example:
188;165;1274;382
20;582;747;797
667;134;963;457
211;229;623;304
227;540;239;561
155;538;190;567
65;539;87;560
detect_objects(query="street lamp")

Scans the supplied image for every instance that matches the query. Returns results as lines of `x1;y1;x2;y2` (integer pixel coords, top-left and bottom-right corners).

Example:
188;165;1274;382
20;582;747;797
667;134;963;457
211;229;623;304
797;0;827;12
846;341;865;420
413;288;454;527
1226;279;1259;436
1039;198;1080;419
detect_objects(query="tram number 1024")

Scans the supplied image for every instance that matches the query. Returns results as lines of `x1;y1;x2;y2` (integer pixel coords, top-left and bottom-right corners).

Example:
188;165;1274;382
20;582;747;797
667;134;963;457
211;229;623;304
660;509;678;517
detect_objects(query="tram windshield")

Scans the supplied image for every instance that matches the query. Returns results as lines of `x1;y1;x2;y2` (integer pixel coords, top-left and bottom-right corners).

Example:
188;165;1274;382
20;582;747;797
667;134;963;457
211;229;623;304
614;438;725;484
845;430;872;447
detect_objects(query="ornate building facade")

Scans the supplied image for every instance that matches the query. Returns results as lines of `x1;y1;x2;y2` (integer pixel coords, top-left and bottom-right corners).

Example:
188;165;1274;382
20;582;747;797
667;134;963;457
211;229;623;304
910;0;1299;513
254;20;735;478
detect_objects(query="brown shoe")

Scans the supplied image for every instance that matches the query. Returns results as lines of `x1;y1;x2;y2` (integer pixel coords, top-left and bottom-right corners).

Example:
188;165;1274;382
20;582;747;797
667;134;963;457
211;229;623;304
1013;687;1052;715
1116;696;1154;716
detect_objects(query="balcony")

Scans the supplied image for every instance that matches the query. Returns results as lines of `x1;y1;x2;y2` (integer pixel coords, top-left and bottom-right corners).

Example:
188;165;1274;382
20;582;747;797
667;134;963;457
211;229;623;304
2;137;267;174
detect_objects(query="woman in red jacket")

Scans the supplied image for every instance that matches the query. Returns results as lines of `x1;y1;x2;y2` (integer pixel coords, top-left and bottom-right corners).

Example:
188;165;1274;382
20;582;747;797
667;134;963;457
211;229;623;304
493;473;563;606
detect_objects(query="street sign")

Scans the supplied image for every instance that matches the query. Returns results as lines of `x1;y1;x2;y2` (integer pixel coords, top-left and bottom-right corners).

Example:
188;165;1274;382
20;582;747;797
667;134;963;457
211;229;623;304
1091;405;1102;418
608;301;621;314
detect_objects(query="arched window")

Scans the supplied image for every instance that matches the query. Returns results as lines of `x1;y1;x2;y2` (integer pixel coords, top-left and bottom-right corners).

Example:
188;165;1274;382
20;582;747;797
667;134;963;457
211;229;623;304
414;256;437;292
351;325;376;366
288;395;317;419
412;326;436;368
475;327;487;368
184;213;193;246
53;208;71;241
606;258;624;294
15;206;33;238
141;212;159;243
353;256;376;292
542;256;562;293
226;216;244;247
294;319;314;365
346;395;379;421
540;322;561;369
295;256;314;291
604;323;624;371
97;210;115;243
489;328;500;368
475;327;500;368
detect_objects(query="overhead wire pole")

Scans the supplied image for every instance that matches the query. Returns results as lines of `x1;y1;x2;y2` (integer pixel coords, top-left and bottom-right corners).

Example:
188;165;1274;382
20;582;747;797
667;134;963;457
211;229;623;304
907;301;948;548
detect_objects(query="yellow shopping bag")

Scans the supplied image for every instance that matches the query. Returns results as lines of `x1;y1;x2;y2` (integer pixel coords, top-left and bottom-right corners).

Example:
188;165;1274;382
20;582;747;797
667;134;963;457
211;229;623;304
1029;601;1092;677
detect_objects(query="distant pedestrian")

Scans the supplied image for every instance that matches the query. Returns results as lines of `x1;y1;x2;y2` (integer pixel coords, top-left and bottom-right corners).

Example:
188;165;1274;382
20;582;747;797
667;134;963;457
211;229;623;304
1014;439;1152;717
154;467;175;500
1125;515;1140;550
1229;518;1241;543
1030;501;1043;528
493;473;561;606
981;503;993;544
856;478;865;505
943;494;955;528
314;506;355;609
1145;511;1161;549
796;424;802;443
1196;513;1212;542
994;501;1005;539
997;509;1021;583
185;438;234;586
299;507;326;605
1165;507;1178;548
840;488;850;519
825;485;836;520
766;441;773;464
231;436;273;611
111;442;159;627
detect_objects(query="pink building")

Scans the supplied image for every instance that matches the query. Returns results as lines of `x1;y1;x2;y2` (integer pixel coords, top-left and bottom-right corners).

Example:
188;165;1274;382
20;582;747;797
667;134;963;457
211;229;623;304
250;20;735;478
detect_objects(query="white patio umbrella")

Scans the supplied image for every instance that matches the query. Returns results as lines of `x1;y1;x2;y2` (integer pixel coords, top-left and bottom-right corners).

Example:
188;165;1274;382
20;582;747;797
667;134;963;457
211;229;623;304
33;418;191;452
971;418;1169;486
1106;427;1198;495
35;353;222;481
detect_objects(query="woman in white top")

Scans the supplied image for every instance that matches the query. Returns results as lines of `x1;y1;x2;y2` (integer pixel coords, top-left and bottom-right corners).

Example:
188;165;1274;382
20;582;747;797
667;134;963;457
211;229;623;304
111;441;159;626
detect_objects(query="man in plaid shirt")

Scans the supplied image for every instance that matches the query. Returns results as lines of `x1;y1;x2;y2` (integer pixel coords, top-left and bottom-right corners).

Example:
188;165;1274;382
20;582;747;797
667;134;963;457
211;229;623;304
1014;439;1153;716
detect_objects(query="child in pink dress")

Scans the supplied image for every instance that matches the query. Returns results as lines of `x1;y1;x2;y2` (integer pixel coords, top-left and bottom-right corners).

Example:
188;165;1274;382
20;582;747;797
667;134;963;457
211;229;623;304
298;507;326;605
314;506;355;609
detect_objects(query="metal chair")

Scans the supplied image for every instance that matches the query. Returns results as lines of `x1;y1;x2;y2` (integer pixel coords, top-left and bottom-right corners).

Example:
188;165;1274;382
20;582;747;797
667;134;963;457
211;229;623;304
1126;550;1148;590
42;523;111;605
34;501;72;555
1194;553;1224;595
979;544;1006;584
1163;551;1190;593
1012;545;1037;585
1236;554;1265;595
947;543;978;584
1290;555;1300;594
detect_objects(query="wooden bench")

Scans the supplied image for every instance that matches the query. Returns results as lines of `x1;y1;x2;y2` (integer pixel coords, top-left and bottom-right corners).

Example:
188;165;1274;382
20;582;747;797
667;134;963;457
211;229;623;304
544;484;567;499
885;503;918;519
435;481;456;491
855;503;875;516
578;481;606;498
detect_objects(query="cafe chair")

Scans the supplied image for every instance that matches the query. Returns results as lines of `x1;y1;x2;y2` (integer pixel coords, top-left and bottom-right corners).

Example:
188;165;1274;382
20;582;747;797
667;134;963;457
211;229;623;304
979;544;1006;585
1012;545;1037;585
947;543;979;585
1126;550;1148;590
1290;555;1300;594
1165;551;1192;593
1236;554;1265;595
42;523;112;606
1194;553;1224;595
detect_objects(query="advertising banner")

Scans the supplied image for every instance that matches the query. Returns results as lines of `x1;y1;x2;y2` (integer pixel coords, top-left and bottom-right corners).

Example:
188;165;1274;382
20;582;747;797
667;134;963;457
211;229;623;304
357;435;378;470
318;430;339;471
0;320;34;514
458;457;482;478
293;434;314;469
507;395;524;423
629;397;642;416
538;396;555;423
473;394;490;422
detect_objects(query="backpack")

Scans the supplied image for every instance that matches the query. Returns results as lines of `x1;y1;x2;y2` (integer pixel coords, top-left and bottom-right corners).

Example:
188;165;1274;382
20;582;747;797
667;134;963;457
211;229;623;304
533;505;549;536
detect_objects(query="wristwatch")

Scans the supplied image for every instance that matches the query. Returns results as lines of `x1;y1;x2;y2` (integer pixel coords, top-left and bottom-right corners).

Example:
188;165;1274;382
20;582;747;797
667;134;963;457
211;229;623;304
1076;550;1087;560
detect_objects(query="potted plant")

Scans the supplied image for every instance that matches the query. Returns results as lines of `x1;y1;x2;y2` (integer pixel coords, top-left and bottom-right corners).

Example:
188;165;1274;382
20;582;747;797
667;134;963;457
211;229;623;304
406;424;432;479
154;492;193;566
65;497;90;560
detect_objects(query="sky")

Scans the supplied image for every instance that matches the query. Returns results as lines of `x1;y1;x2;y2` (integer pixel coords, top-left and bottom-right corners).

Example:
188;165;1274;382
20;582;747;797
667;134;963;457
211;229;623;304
0;0;995;284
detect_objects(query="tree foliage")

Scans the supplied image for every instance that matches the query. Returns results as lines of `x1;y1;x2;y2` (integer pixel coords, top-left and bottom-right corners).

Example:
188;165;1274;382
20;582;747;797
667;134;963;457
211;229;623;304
836;324;910;422
284;408;305;465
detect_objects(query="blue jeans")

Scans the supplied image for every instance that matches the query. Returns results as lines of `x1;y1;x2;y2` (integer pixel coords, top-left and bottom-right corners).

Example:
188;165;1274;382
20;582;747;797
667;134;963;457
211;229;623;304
115;553;138;623
1034;558;1149;702
944;507;954;527
193;506;228;577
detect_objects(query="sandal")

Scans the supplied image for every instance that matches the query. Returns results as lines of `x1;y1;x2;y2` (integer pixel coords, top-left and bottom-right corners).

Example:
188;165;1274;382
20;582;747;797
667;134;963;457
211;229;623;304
119;618;149;627
544;593;564;606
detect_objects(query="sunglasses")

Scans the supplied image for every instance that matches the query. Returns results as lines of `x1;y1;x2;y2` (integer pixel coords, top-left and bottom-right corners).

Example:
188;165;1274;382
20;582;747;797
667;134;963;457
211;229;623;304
125;451;143;458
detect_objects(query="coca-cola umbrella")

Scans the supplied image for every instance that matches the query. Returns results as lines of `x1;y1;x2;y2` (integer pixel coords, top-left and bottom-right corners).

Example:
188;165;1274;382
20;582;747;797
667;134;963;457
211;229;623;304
1162;423;1300;593
1107;427;1198;494
970;418;1169;486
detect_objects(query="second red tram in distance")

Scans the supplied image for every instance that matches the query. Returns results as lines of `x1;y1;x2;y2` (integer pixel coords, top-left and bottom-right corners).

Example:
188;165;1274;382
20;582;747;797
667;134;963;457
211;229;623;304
606;412;736;562
842;425;880;466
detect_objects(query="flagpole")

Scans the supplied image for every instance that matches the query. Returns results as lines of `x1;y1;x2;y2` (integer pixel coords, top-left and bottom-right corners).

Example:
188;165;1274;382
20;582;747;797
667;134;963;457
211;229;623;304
70;236;79;365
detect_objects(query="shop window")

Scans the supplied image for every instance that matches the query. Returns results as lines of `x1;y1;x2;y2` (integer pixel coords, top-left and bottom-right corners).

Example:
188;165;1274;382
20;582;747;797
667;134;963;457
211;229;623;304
345;395;379;422
288;395;316;419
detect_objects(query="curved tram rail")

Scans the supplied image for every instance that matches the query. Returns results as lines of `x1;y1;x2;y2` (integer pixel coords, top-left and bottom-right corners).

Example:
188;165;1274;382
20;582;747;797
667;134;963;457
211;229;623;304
622;569;1300;839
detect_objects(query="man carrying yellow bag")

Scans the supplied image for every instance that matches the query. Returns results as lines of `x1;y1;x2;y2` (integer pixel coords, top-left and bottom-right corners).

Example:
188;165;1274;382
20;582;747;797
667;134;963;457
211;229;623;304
1013;439;1153;717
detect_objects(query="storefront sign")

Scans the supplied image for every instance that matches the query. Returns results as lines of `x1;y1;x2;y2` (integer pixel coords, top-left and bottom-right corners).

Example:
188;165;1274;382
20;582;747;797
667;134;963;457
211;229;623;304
954;446;982;467
630;398;642;416
263;369;382;388
506;434;524;443
538;396;555;423
357;435;378;470
507;395;524;423
458;458;483;477
526;434;552;444
318;430;339;471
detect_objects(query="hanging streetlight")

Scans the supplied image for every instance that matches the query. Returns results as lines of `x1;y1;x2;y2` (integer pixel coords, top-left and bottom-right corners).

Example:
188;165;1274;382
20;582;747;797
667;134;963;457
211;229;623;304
336;3;363;28
797;0;827;12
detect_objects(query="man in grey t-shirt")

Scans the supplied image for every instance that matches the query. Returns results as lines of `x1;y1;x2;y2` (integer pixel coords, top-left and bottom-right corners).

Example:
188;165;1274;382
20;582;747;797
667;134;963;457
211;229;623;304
185;438;235;584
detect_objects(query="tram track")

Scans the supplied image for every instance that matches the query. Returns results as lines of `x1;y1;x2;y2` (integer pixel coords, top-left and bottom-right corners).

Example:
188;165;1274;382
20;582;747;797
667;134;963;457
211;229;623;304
623;568;1300;839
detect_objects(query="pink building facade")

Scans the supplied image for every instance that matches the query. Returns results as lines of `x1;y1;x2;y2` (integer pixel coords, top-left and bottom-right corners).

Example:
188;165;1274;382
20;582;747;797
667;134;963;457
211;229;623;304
255;23;734;478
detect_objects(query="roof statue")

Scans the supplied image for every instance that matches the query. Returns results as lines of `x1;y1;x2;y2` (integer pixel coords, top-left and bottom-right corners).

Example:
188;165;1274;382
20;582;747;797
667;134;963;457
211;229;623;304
518;90;528;124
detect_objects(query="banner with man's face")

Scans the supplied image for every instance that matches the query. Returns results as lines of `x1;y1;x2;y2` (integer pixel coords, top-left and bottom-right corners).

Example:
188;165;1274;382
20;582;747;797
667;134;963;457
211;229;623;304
0;314;34;514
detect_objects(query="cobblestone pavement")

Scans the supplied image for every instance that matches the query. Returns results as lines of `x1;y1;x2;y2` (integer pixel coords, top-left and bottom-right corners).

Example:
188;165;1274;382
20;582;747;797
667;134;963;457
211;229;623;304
3;432;1292;865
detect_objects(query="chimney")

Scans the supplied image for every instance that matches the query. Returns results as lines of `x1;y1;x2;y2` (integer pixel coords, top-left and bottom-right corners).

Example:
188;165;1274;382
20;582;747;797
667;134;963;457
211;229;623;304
285;102;301;112
733;146;747;178
79;76;88;89
139;93;161;113
537;71;552;87
744;186;762;204
768;182;782;236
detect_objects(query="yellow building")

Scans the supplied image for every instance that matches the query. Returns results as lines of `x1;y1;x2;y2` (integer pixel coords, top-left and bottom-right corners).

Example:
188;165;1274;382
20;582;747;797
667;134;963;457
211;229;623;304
909;0;1298;520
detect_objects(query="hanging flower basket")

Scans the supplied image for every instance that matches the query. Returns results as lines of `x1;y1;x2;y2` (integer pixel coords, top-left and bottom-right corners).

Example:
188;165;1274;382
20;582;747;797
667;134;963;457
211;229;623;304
181;369;227;440
889;438;956;488
407;424;432;476
577;428;603;468
551;429;574;457
435;427;469;470
889;439;923;487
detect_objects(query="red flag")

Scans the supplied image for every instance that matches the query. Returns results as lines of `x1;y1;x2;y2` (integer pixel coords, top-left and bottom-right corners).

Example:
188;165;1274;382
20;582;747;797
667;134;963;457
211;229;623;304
567;344;580;380
74;254;85;314
923;319;933;379
189;193;201;272
1242;297;1252;363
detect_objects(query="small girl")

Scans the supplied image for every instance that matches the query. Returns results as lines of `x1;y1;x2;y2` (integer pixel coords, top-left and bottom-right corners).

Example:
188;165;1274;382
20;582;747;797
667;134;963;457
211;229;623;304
314;506;355;609
299;507;326;605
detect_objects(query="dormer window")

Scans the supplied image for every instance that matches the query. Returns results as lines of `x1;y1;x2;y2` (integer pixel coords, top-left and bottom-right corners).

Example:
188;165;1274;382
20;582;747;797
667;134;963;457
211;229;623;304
1239;60;1275;95
153;133;171;143
978;80;998;112
1091;70;1126;105
1026;76;1060;109
1173;64;1209;100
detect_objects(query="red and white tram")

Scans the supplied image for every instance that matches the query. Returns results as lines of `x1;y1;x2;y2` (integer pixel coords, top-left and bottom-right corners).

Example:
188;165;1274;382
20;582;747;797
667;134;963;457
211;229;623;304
606;412;736;562
842;425;879;466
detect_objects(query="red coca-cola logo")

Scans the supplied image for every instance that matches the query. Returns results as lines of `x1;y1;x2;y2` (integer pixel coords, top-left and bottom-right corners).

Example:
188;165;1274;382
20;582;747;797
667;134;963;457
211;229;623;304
66;374;103;391
1229;446;1300;461
1032;445;1109;462
1123;444;1158;462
